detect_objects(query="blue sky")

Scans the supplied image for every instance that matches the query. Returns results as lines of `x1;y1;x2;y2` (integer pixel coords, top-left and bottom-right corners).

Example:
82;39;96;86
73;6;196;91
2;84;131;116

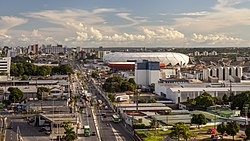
1;0;250;47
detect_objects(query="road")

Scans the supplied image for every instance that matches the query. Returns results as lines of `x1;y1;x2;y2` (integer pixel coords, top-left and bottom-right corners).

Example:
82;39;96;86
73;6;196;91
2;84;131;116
73;73;98;141
5;118;50;141
75;63;135;141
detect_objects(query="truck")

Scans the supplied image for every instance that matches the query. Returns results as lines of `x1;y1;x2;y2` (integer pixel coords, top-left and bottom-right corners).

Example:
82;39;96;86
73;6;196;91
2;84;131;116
84;125;90;137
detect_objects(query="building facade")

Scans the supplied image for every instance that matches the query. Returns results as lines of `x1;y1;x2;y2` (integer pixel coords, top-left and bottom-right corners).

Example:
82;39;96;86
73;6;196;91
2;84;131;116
155;82;250;104
203;66;243;82
0;57;11;76
135;61;160;85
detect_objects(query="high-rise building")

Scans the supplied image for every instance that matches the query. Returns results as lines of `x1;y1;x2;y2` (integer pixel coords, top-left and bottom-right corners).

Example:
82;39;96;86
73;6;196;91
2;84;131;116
28;44;39;54
41;44;67;54
7;48;17;58
135;61;160;85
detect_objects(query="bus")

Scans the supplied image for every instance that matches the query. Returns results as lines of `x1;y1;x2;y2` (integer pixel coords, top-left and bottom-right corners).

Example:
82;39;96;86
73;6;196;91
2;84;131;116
112;114;121;123
84;125;90;137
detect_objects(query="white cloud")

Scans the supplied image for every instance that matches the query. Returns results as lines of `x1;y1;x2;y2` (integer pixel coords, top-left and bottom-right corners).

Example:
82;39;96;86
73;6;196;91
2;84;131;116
92;8;116;14
31;29;42;37
191;33;243;45
18;34;30;42
179;11;210;16
90;27;103;40
0;16;27;35
76;32;88;41
0;34;12;45
142;26;185;40
116;13;144;28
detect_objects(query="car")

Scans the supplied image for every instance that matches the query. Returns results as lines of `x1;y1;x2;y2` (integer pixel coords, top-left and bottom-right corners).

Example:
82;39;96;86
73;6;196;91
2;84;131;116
207;128;216;134
211;134;221;140
39;128;46;132
39;127;50;132
91;131;96;136
240;134;247;139
45;131;51;135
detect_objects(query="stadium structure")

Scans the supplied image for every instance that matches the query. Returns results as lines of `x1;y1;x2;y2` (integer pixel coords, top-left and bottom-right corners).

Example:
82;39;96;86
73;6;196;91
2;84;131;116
103;52;189;70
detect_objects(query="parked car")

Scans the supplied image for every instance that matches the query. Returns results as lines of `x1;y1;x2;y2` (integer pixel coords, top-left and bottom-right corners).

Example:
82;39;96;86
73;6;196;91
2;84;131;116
211;134;221;140
45;131;51;135
91;131;96;136
240;134;247;139
207;128;216;134
39;127;50;132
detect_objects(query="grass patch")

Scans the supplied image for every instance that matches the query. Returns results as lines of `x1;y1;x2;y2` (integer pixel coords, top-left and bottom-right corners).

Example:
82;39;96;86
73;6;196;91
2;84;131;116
136;129;170;141
191;110;224;120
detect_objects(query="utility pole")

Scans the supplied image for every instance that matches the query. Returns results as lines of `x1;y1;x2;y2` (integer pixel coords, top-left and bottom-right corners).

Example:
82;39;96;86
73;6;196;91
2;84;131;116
214;106;216;129
229;80;232;95
153;117;157;141
136;89;139;112
245;104;249;129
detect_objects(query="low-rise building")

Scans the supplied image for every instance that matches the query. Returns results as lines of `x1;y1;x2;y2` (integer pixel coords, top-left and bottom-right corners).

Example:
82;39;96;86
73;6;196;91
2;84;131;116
155;82;250;104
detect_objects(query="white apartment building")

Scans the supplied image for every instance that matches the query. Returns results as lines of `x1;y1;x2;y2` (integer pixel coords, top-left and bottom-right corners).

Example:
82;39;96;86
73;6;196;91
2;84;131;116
203;66;243;82
0;57;11;76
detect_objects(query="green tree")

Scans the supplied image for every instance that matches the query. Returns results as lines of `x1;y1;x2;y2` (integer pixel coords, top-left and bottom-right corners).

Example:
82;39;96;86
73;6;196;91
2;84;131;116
52;64;73;75
21;75;28;80
91;71;99;78
182;125;192;141
16;63;24;76
213;97;223;105
217;122;227;139
149;119;160;128
170;122;191;141
23;62;37;76
226;121;240;141
102;76;136;93
120;81;130;92
148;98;157;103
64;122;77;141
37;87;50;100
10;63;19;76
245;124;250;139
107;93;115;102
128;78;136;85
194;92;215;110
231;91;250;110
229;93;235;102
8;87;23;103
222;94;229;102
191;114;207;129
36;66;52;76
128;83;136;91
138;98;146;103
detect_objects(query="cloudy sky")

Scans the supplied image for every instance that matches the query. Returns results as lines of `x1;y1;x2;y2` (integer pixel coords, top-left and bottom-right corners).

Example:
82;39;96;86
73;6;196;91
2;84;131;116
1;0;250;47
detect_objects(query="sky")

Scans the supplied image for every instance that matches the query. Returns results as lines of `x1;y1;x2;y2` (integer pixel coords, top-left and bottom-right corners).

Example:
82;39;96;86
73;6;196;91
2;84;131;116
1;0;250;47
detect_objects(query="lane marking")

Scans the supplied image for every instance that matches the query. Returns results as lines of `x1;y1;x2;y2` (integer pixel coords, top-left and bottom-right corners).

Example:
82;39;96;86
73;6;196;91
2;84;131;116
110;124;124;141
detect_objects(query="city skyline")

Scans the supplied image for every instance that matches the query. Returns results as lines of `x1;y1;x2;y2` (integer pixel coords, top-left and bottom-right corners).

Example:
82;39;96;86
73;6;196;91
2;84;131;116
1;0;250;47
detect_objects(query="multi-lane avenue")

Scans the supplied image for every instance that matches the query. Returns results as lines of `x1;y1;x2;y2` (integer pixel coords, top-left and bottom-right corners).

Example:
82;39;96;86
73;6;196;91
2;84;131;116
73;63;135;141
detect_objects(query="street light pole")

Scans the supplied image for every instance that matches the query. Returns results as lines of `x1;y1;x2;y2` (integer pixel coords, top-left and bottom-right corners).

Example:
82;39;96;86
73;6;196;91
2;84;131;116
245;104;249;128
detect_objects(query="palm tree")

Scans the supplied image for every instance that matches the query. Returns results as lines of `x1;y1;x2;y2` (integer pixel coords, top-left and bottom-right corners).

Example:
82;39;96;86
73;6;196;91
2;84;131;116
64;122;77;141
69;96;79;112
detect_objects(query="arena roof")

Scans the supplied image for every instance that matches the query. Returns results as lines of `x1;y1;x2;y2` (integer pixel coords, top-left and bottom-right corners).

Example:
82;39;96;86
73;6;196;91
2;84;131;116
103;52;189;66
